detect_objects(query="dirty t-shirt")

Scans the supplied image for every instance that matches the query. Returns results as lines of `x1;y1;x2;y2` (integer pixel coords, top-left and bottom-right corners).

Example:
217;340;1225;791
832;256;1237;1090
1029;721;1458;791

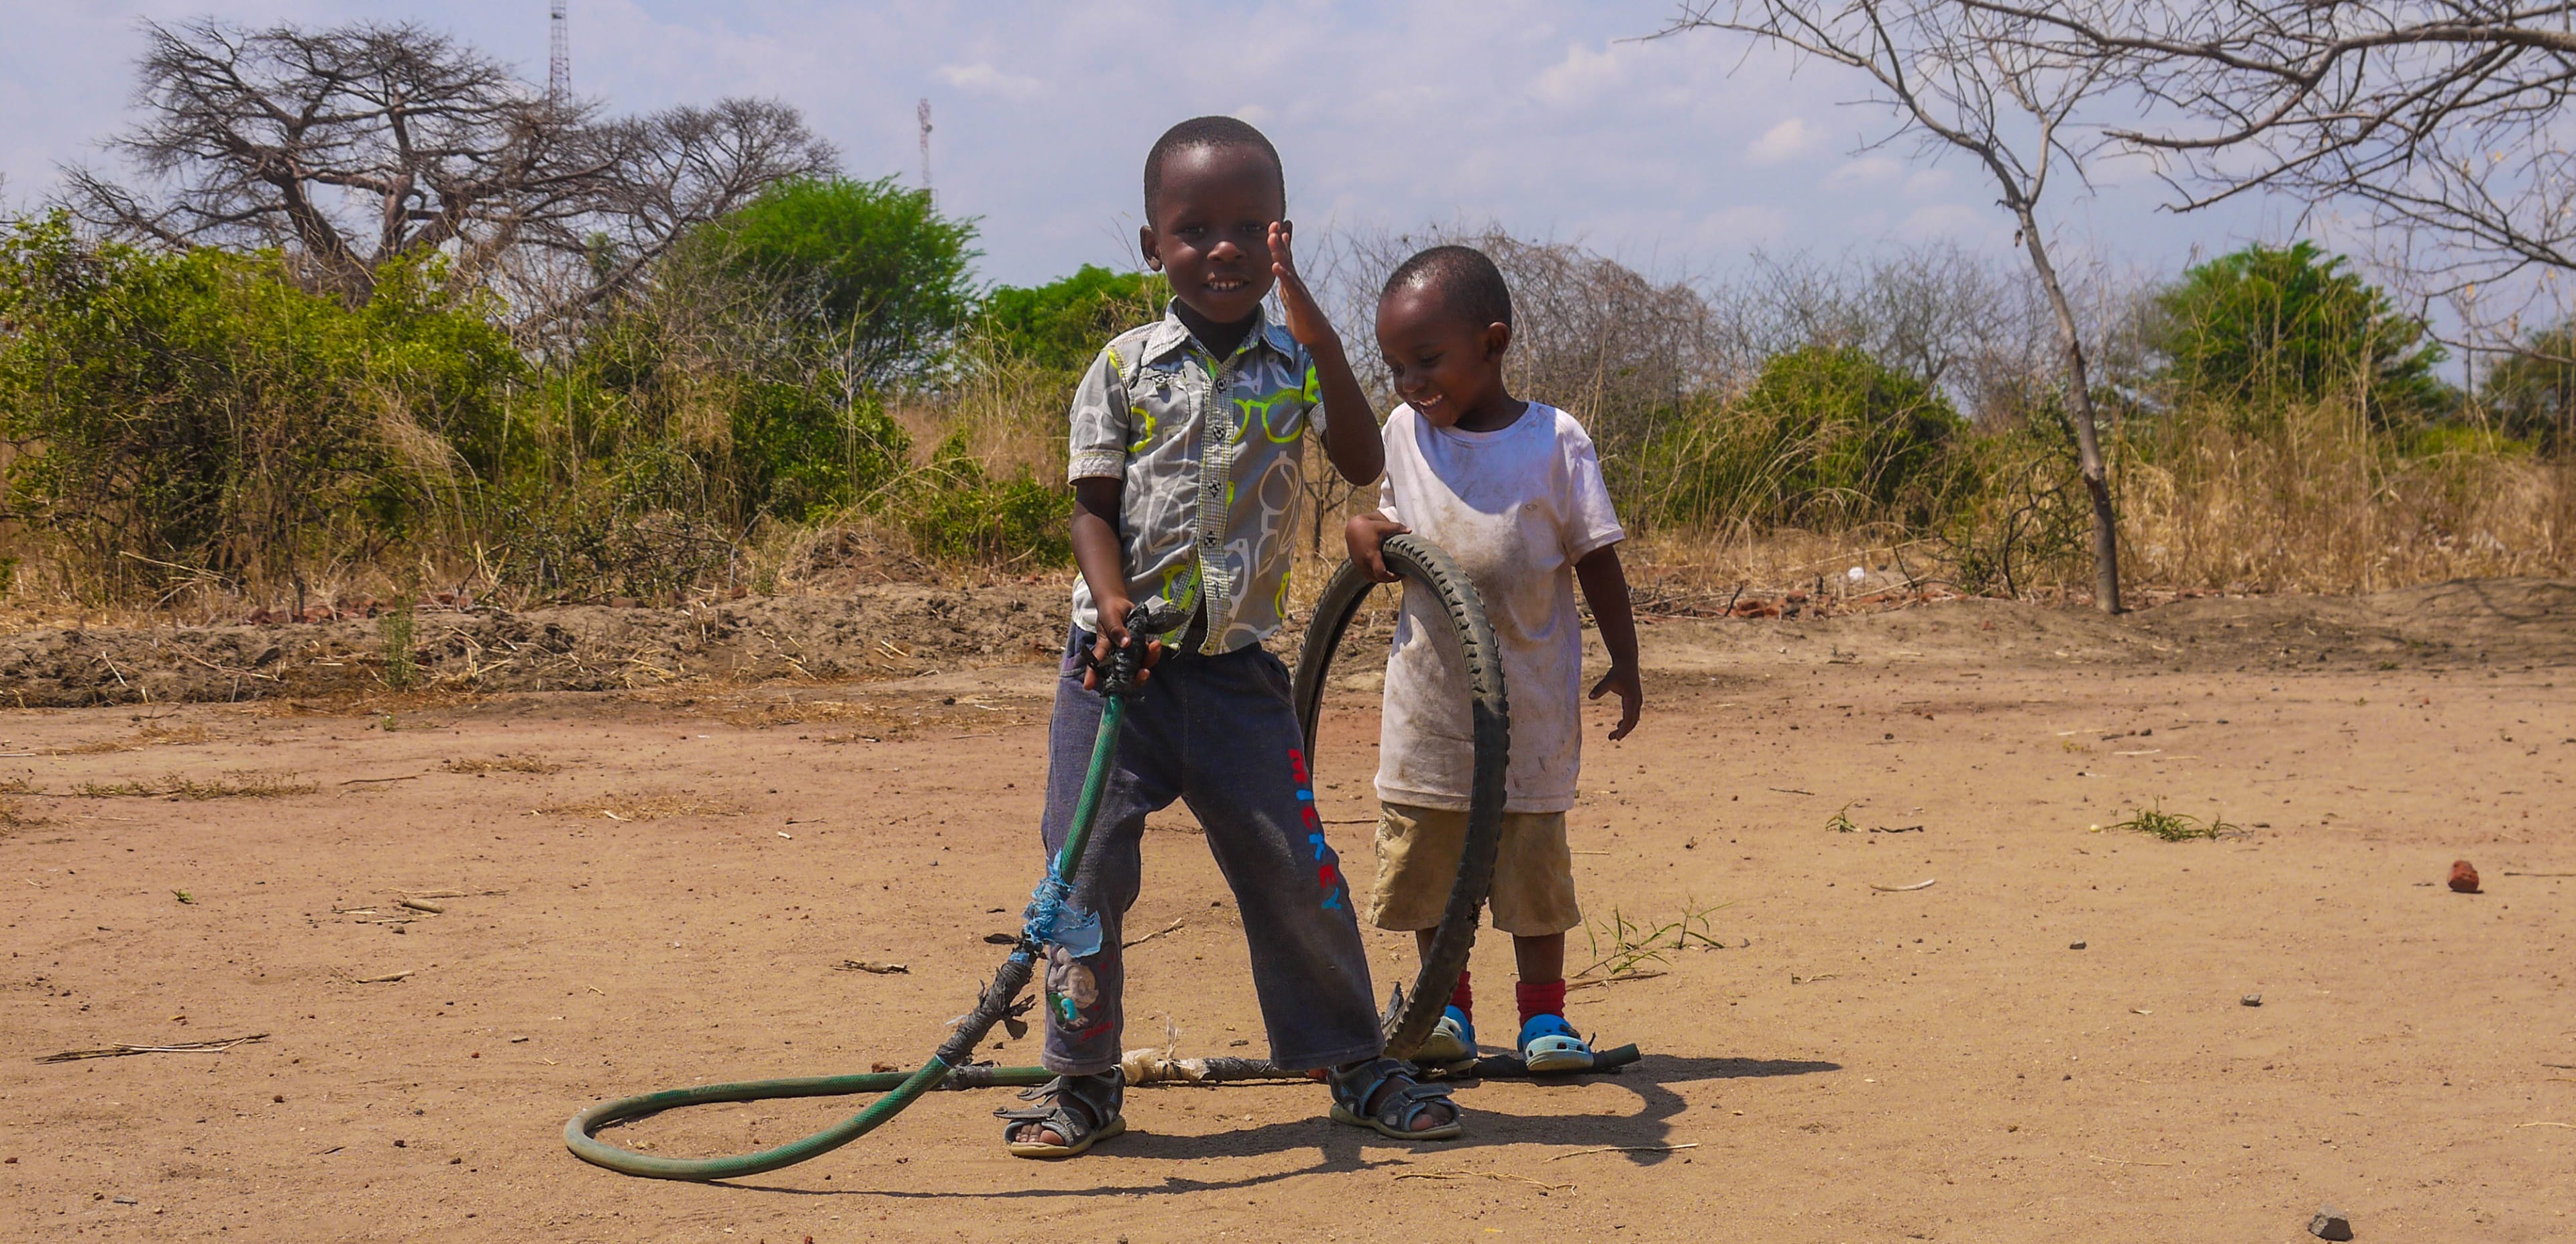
1374;402;1625;813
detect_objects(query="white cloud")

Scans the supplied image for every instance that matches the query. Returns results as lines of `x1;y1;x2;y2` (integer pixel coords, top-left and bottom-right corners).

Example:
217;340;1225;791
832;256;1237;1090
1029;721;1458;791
1823;155;1904;188
1902;168;1953;198
936;62;1043;100
1745;117;1817;166
1533;42;1627;105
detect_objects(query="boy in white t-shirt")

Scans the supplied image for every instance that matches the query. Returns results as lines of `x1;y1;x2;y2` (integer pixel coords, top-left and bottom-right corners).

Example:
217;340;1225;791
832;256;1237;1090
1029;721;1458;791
1344;245;1642;1073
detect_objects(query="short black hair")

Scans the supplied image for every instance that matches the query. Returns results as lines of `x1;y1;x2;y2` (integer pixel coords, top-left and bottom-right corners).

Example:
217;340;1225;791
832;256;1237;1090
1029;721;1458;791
1382;245;1513;330
1142;116;1285;221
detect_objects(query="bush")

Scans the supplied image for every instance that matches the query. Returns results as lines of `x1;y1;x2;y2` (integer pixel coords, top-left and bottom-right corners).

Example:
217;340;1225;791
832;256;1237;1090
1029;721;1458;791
899;432;1071;565
1635;344;1969;530
0;215;518;598
2477;327;2575;452
983;266;1168;374
2151;241;2449;425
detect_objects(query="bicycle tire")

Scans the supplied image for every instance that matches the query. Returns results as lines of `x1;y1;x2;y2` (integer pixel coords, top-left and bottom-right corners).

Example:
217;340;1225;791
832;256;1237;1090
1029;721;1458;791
1290;535;1508;1060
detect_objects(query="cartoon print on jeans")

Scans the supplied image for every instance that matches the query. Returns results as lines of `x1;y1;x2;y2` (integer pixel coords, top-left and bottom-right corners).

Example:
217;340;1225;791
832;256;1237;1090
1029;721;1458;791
1287;748;1348;910
1046;944;1106;1033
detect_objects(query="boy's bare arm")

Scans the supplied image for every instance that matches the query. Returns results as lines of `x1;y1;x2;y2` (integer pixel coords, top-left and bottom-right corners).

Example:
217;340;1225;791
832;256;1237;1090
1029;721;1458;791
1269;222;1383;486
1575;544;1642;740
1071;477;1159;687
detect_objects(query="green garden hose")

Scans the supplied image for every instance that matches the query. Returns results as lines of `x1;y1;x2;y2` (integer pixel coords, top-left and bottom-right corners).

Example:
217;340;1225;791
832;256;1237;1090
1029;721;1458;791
566;543;1546;1182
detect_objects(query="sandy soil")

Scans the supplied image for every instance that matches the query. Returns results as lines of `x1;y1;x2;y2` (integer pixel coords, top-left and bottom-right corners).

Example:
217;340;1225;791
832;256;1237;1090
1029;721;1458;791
3;581;2572;1242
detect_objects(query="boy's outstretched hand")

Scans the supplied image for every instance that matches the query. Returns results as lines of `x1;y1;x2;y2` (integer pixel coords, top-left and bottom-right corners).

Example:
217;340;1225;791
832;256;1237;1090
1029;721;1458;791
1589;664;1642;741
1267;221;1334;347
1344;512;1409;583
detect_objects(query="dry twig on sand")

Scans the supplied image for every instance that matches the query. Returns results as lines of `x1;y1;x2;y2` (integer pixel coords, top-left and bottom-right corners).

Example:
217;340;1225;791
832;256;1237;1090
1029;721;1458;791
1122;918;1185;949
38;1033;269;1062
1546;1143;1698;1161
1391;1170;1571;1192
1868;879;1937;892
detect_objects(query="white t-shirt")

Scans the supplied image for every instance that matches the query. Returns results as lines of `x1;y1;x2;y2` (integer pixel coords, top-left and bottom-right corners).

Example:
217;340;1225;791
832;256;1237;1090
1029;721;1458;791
1373;402;1626;813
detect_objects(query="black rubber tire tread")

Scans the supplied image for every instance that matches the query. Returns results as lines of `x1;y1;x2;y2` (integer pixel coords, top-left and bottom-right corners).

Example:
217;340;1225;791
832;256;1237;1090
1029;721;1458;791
1290;535;1508;1060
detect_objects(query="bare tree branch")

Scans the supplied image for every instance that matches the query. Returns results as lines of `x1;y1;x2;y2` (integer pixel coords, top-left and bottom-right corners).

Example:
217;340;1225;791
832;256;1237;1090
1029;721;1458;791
58;18;836;317
1656;0;2127;610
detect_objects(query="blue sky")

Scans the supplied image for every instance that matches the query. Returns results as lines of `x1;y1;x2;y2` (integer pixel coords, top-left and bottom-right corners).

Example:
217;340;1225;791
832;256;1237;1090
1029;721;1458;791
0;0;2312;290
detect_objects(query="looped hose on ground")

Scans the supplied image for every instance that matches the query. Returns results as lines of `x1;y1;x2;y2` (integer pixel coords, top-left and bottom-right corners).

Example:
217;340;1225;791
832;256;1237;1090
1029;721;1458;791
564;544;1597;1182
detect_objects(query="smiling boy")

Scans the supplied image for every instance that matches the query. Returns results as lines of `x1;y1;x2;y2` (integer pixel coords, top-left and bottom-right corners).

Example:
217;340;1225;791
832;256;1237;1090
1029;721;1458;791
998;118;1462;1158
1347;245;1643;1074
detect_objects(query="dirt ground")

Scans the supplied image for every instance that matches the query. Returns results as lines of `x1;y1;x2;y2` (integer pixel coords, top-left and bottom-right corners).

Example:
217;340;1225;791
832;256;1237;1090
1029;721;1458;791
3;579;2572;1243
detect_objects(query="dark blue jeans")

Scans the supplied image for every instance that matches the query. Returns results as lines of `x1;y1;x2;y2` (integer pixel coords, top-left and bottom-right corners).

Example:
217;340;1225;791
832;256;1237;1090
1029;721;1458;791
1036;630;1383;1075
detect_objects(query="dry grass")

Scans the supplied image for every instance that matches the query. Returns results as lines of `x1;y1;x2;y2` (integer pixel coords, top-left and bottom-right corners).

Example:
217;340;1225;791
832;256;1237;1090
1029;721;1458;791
51;722;215;754
2121;404;2576;593
74;770;315;799
534;791;743;821
443;754;562;775
0;797;46;831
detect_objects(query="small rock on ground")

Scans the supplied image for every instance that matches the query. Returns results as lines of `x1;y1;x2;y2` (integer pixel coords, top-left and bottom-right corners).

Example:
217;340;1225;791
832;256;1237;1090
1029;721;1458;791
2308;1204;2354;1241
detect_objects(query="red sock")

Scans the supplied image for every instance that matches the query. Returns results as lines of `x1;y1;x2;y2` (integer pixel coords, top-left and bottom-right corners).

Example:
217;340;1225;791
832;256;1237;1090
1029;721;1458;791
1516;978;1567;1026
1447;971;1472;1024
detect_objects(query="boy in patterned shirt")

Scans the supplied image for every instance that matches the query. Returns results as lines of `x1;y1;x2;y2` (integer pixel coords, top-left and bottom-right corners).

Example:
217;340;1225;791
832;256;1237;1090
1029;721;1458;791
997;117;1463;1159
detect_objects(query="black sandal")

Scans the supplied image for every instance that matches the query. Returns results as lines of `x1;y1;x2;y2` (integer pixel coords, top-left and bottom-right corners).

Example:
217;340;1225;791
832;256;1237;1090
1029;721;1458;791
996;1069;1126;1159
1328;1057;1462;1141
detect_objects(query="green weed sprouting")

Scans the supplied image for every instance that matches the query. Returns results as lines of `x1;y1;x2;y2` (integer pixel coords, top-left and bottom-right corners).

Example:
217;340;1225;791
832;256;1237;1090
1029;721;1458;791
2113;801;2238;842
378;600;416;690
1827;803;1858;834
1577;901;1736;980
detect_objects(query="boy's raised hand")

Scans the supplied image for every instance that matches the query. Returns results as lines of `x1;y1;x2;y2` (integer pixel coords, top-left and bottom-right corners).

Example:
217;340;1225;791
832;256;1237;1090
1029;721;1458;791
1268;221;1334;347
1589;665;1642;741
1344;512;1409;583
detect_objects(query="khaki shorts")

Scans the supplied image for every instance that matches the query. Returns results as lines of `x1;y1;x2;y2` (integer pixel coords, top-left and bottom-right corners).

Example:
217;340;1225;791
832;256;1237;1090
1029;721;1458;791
1366;801;1580;937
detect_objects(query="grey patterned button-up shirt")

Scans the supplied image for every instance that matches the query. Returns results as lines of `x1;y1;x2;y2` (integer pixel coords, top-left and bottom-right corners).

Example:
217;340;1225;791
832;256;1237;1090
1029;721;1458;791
1066;303;1324;655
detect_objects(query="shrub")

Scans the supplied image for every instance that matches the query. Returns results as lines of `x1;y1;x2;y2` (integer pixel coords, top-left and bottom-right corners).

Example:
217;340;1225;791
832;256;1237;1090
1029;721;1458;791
899;432;1071;565
2477;327;2576;452
983;266;1169;373
1635;344;1969;530
0;215;517;598
2151;241;2449;425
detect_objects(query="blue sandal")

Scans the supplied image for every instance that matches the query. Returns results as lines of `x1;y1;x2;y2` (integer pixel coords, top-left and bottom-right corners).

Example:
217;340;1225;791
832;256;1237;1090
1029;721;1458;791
1412;1005;1477;1069
1518;1014;1597;1074
1328;1057;1463;1141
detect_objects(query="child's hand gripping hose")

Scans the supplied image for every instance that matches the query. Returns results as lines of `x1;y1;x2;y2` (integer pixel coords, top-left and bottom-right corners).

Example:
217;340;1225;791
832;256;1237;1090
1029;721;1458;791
563;605;1177;1181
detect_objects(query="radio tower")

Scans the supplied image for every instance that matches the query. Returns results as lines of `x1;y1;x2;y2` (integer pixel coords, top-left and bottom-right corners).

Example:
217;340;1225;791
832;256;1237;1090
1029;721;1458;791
917;99;934;209
548;0;571;101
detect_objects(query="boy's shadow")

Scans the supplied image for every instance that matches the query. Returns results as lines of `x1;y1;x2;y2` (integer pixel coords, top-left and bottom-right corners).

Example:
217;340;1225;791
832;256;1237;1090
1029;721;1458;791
727;1053;1836;1200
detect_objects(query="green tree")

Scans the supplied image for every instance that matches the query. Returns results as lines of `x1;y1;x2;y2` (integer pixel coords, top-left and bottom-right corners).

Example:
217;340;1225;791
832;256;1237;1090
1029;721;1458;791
2152;241;2449;423
690;176;980;386
983;265;1169;372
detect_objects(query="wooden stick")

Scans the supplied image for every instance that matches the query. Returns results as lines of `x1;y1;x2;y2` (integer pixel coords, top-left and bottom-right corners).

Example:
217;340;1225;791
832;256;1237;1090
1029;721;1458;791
38;1033;269;1062
1546;1143;1698;1161
1391;1170;1571;1192
1869;879;1937;892
355;970;415;984
1122;918;1185;950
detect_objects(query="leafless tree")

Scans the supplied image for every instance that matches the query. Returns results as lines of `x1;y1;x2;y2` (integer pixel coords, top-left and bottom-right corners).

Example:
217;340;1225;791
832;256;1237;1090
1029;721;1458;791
1978;1;2576;367
60;19;835;319
1659;1;2126;611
